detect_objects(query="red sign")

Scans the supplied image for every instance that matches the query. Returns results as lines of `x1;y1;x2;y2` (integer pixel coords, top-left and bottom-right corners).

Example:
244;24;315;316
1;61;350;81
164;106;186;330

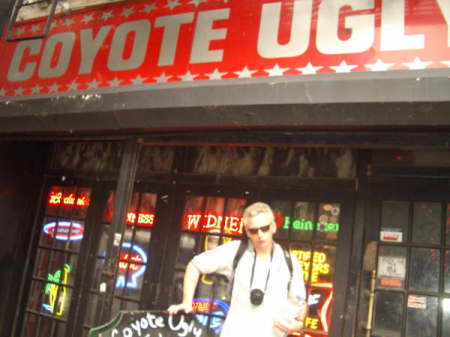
0;0;448;99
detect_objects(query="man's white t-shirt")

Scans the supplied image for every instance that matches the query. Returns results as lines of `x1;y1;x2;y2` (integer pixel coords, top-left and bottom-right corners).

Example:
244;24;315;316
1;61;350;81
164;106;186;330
191;240;306;337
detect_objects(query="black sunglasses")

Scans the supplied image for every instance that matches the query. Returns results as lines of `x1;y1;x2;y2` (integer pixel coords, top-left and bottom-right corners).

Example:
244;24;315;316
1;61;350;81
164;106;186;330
247;224;271;235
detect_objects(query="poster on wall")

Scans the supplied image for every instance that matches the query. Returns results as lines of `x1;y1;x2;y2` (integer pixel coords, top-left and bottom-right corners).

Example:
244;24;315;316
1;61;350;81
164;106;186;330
0;0;448;100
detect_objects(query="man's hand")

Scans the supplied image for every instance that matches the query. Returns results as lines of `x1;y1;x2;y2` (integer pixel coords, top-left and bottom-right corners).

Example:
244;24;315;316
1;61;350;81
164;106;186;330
273;317;304;334
167;303;193;315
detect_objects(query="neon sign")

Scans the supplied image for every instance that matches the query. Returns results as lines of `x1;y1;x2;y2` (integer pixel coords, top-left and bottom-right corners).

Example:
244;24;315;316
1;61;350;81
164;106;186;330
193;298;229;334
290;249;334;333
282;217;339;233
48;191;90;208
182;213;339;235
126;212;155;227
42;264;71;316
291;250;330;283
115;242;148;289
43;221;84;241
184;214;244;235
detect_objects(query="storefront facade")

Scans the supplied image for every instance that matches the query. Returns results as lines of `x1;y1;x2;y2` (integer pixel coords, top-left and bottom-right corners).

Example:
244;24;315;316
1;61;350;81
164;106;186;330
0;1;449;337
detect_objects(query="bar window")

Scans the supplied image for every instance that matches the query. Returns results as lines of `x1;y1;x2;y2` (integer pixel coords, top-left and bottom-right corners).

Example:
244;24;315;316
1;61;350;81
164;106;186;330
373;291;404;337
406;295;438;337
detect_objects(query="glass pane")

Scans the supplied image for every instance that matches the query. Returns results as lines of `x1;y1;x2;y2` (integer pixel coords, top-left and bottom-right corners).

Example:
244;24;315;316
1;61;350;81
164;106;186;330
172;270;185;303
47;251;77;287
443;298;450;337
290;244;312;284
177;233;197;267
317;203;340;241
203;197;225;234
409;248;440;292
27;281;46;313
272;200;291;240
72;188;91;219
223;198;246;236
125;192;139;225
22;313;38;337
291;243;335;334
59;187;77;218
102;192;114;223
33;249;78;284
292;202;314;241
412;202;441;244
27;279;72;318
182;195;205;232
116;241;148;292
41;218;85;251
136;192;157;227
138;146;175;173
377;246;407;289
381;201;408;243
46;186;63;217
373;291;404;337
446;250;450;293
38;316;55;337
406;295;438;337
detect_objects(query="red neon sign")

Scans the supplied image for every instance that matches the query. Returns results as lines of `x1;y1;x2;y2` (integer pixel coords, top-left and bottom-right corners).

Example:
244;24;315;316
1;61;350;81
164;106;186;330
119;252;143;272
126;212;155;227
183;213;244;235
48;191;90;208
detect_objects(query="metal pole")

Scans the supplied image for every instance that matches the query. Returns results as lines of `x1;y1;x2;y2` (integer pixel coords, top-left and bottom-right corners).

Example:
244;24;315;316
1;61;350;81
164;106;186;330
99;138;140;324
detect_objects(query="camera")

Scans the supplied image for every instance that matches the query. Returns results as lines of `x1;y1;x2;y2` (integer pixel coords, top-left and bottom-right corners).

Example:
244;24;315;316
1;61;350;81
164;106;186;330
250;289;265;306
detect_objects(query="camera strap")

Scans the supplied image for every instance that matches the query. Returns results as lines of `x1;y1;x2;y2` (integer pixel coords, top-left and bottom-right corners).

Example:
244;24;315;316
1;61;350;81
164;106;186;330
249;245;274;292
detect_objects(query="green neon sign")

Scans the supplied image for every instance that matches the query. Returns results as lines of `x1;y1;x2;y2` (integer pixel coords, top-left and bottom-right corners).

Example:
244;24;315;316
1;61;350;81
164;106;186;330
282;217;339;233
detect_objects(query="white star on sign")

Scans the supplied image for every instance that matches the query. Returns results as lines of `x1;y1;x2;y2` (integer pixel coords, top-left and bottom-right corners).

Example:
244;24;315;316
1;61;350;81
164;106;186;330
402;57;433;70
180;70;197;82
15;87;24;96
0;88;6;97
235;66;257;78
108;77;122;87
31;24;41;33
296;62;323;75
48;83;60;93
265;64;289;77
365;59;395;72
131;75;146;85
329;60;358;73
121;7;134;18
166;0;181;10
16;27;25;36
102;11;113;21
142;3;156;14
441;60;450;67
31;84;42;94
87;79;100;89
82;14;94;24
64;18;74;27
207;68;227;80
67;80;79;91
155;72;171;83
189;0;207;6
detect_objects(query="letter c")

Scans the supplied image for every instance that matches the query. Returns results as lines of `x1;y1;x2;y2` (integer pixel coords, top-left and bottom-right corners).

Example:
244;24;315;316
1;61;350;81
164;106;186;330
7;40;41;82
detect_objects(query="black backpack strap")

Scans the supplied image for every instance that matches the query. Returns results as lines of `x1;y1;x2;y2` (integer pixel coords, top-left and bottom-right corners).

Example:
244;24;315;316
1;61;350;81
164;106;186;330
233;238;248;271
228;238;248;297
282;247;294;291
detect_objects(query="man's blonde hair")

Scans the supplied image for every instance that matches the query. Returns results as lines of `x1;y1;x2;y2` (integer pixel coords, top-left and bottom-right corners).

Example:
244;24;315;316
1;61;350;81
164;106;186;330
242;202;275;227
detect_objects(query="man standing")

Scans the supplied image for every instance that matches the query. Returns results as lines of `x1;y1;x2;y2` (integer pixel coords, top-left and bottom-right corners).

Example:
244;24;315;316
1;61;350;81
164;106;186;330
168;202;308;337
